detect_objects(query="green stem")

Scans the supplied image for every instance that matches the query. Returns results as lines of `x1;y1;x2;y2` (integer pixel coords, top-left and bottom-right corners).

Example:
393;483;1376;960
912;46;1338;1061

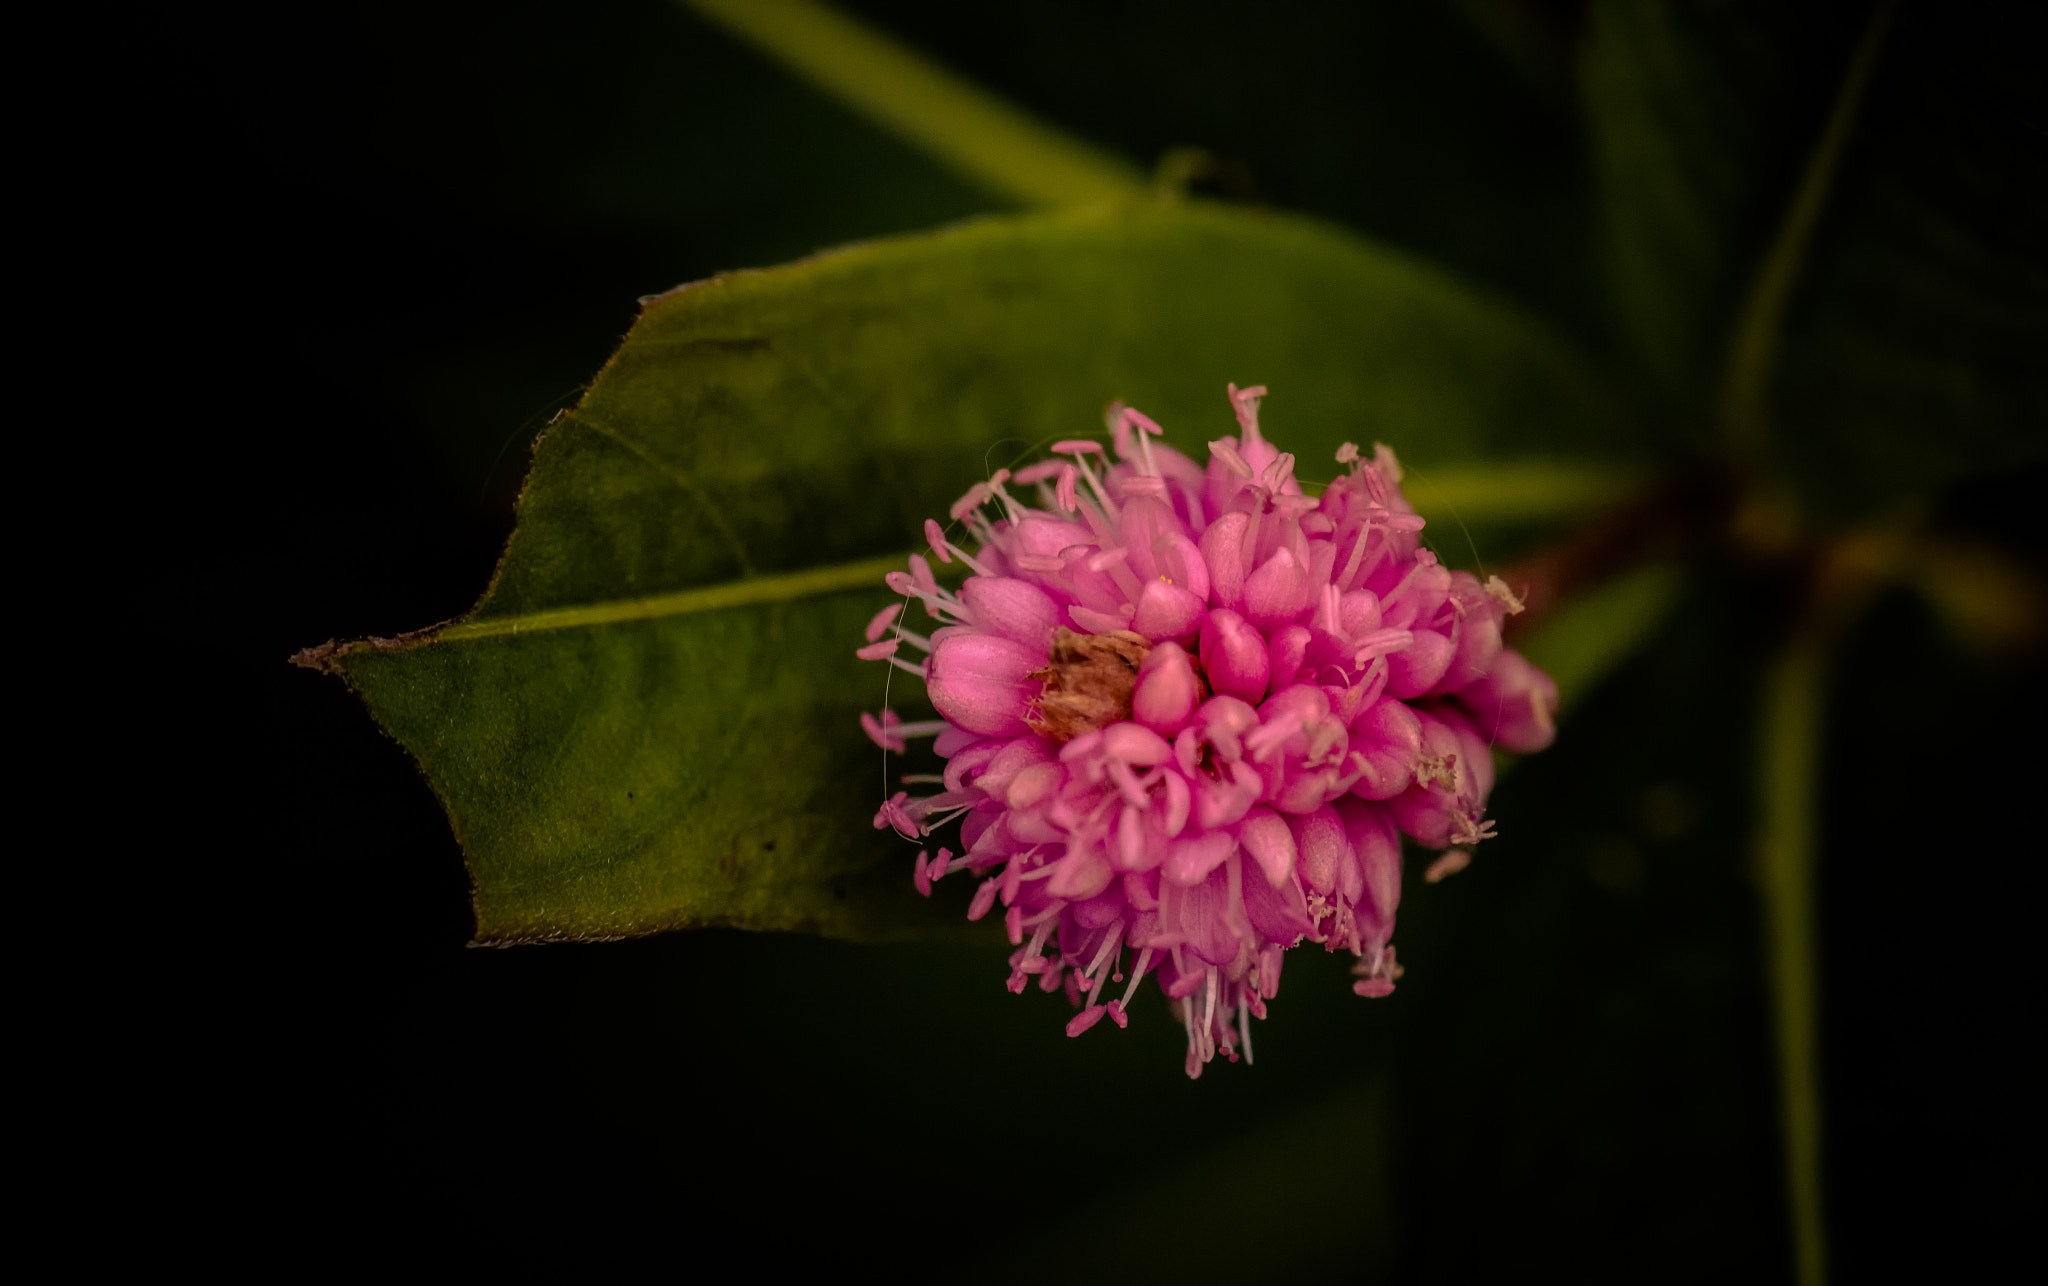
679;0;1146;207
1756;627;1829;1286
1719;1;1896;457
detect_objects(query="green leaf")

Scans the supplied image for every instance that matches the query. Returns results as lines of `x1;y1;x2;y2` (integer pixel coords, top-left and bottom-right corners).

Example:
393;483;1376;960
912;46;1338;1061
1519;562;1686;713
1581;1;2046;513
678;0;1146;207
1579;0;1758;401
1771;3;2048;519
306;202;1631;944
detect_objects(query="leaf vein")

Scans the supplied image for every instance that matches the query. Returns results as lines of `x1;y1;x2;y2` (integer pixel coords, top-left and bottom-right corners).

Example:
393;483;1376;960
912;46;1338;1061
437;555;908;643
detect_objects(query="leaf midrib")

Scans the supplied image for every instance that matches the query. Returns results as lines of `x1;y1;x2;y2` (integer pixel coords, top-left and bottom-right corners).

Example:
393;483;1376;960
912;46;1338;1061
447;554;910;642
439;459;1636;644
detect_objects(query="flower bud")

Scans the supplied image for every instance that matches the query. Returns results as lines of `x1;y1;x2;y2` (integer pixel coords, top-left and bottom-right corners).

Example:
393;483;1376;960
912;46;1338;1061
927;632;1041;736
959;576;1060;650
1245;546;1315;634
1455;648;1558;753
1201;609;1270;703
1133;640;1203;734
1131;578;1206;641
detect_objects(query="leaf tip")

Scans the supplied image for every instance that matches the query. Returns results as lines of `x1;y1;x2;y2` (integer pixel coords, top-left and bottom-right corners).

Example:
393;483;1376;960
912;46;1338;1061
289;640;346;673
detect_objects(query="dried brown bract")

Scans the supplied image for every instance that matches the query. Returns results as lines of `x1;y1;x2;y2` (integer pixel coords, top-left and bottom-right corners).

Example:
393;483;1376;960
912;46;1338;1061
1026;627;1152;741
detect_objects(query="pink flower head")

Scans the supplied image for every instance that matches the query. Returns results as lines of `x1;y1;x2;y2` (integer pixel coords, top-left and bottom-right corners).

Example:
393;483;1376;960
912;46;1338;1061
859;386;1556;1077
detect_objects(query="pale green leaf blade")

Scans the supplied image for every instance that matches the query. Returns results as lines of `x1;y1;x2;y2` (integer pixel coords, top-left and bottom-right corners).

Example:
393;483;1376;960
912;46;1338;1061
316;203;1633;943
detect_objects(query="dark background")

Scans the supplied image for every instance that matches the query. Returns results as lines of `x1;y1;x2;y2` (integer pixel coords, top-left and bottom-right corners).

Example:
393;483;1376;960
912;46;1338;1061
126;1;2040;1276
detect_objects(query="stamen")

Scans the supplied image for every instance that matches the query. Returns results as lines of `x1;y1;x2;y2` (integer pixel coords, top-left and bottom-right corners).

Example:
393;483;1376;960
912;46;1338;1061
1304;717;1343;763
1244;716;1304;762
1372;442;1404;485
1119;947;1154;1010
948;484;993;521
1448;813;1498;847
1239;997;1253;1065
1011;459;1064;485
1070;452;1121;525
1414;751;1458;792
864;604;901;643
1353;628;1414;665
919;803;973;832
1202;965;1219;1059
1022;916;1054;967
1123;406;1164;477
1209;438;1253;480
1083;922;1124;1006
1055;464;1079;514
1229;383;1268;446
1314;583;1342;636
1260;452;1296;494
1065;1005;1108;1038
861;710;906;752
942;541;994;578
1485;574;1527;614
986;470;1028;524
1424;848;1471;882
1108;401;1132;460
886;655;929;679
1335;521;1371;591
1086;546;1131;574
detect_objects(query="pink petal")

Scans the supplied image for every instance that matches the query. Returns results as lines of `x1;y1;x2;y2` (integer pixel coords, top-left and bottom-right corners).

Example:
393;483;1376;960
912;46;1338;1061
1200;609;1270;704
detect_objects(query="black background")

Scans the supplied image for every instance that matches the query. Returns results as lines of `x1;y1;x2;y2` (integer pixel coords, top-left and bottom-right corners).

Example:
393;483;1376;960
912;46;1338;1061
119;1;2040;1276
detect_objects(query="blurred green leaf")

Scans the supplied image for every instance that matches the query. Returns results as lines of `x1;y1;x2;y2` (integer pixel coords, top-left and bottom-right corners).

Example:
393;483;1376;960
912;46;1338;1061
1773;3;2048;519
307;202;1632;944
1521;562;1686;713
1580;0;2046;511
1401;459;1642;527
1580;0;1757;400
680;0;1146;206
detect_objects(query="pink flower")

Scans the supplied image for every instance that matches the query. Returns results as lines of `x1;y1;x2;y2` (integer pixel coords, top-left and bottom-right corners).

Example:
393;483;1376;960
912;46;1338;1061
861;386;1559;1077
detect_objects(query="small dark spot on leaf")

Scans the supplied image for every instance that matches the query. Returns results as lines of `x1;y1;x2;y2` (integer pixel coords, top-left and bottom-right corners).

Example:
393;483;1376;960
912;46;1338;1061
834;886;846;900
626;791;635;801
762;840;776;851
